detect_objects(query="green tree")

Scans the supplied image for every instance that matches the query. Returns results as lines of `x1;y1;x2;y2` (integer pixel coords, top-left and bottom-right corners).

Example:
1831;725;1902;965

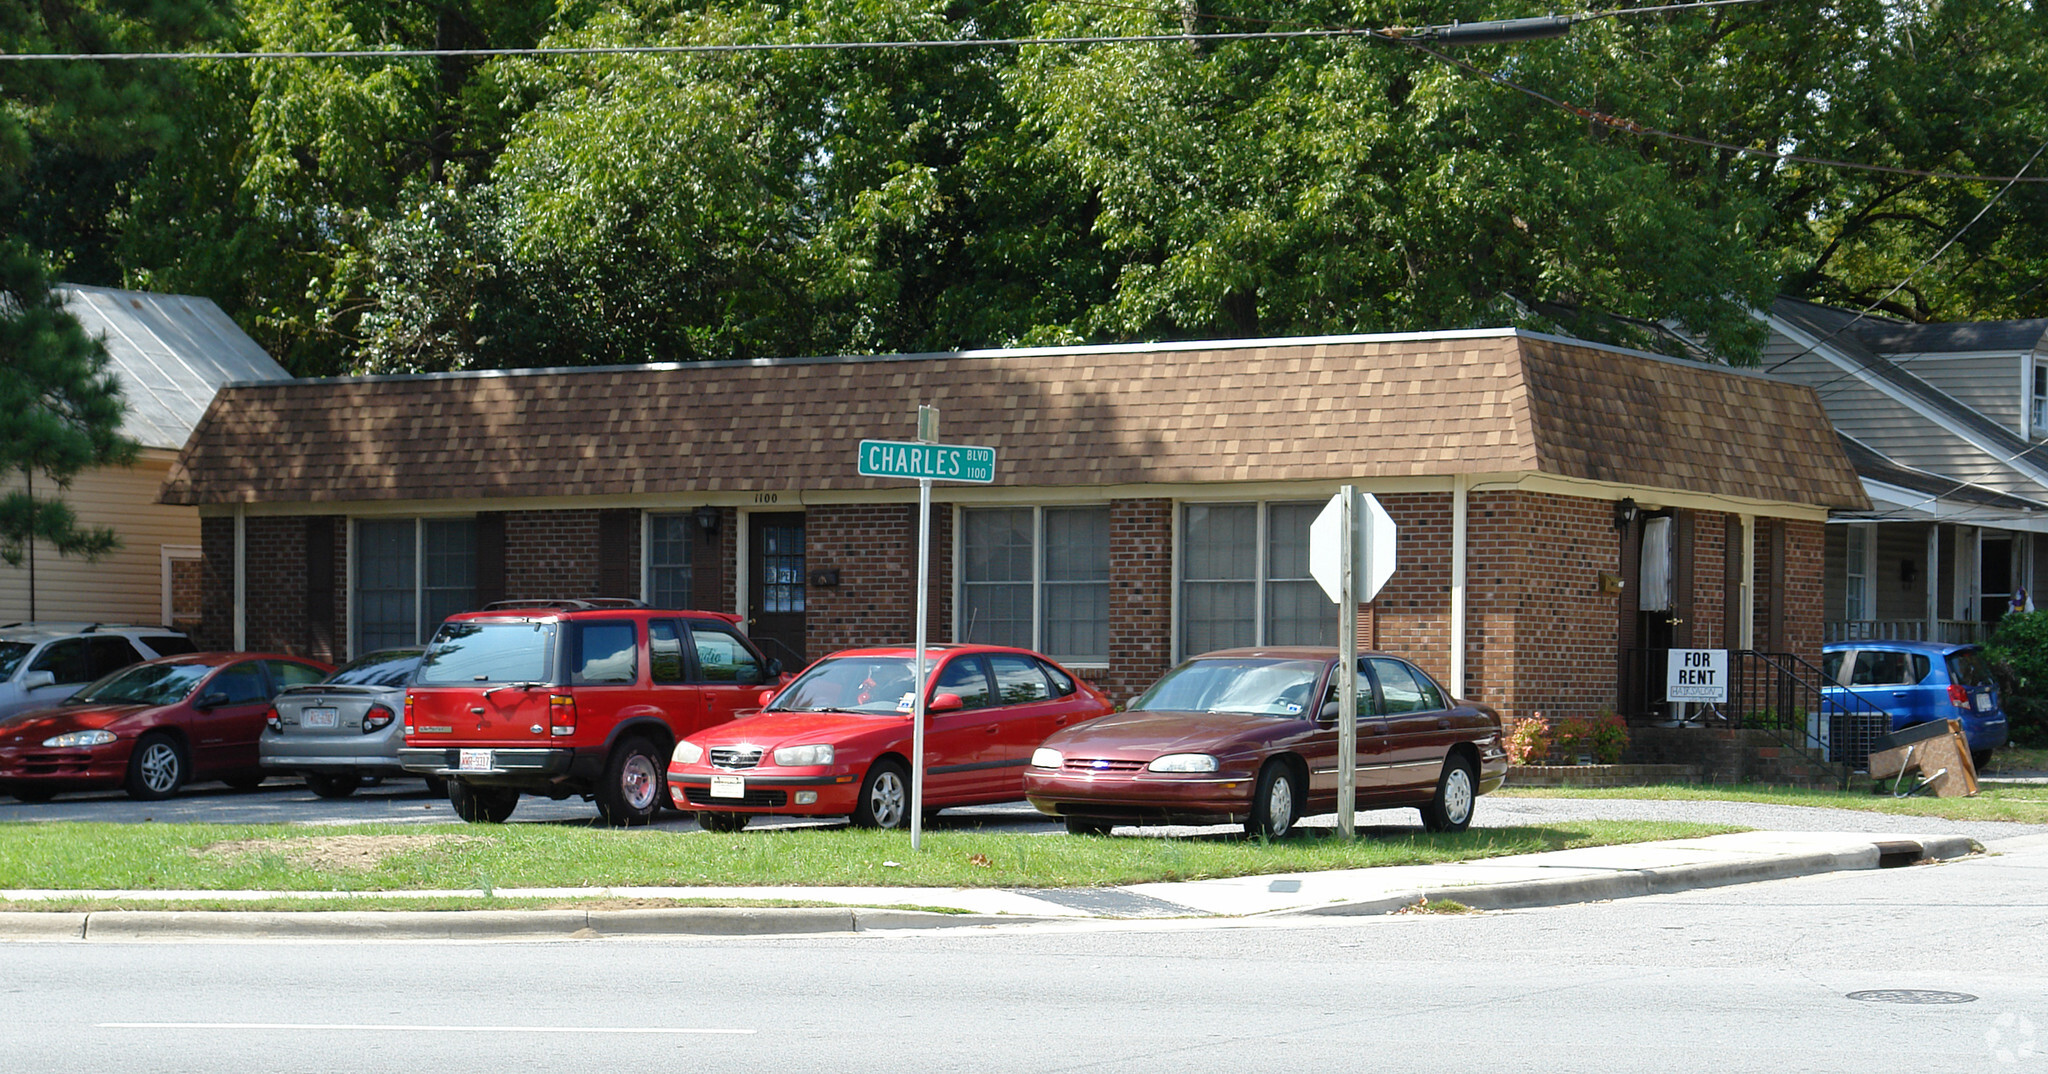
0;242;140;619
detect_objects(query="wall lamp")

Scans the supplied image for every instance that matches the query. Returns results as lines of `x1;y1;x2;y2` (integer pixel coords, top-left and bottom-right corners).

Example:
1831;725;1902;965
1613;498;1640;531
694;506;720;536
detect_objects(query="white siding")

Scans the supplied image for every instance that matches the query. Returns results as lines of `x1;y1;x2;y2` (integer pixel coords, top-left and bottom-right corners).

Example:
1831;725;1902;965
0;453;201;625
1895;352;2025;435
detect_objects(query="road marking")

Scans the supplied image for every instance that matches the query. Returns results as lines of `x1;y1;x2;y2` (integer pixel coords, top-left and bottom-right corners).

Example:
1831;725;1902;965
99;1023;753;1035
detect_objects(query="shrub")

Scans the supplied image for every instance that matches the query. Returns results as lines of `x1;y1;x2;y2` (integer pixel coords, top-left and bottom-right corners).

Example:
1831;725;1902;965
1587;710;1630;764
1987;611;2048;748
1549;716;1592;763
1504;714;1551;765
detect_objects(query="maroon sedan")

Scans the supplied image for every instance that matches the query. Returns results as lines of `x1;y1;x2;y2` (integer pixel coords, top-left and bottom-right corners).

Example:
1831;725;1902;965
1024;647;1507;837
0;653;330;802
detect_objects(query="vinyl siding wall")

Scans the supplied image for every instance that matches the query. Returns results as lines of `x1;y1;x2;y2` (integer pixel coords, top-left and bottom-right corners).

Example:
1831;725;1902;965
1897;353;2025;436
0;451;198;625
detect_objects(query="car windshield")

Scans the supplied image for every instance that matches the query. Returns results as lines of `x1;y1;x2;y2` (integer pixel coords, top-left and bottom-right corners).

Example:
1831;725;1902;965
1128;658;1326;717
0;642;30;680
323;650;423;688
69;662;210;706
417;622;555;685
768;655;938;715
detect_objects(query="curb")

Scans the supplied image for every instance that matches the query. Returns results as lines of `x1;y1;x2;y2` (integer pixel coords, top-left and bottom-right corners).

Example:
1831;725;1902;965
44;906;1051;942
1292;835;1983;917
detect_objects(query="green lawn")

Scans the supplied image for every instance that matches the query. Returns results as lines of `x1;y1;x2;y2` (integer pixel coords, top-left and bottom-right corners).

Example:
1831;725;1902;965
1496;781;2048;823
0;819;1738;895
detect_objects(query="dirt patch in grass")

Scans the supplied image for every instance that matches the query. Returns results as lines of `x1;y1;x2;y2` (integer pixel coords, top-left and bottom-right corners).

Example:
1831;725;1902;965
195;833;485;872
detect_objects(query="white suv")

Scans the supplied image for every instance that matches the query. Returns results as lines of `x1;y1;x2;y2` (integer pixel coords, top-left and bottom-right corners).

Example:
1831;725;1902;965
0;624;197;719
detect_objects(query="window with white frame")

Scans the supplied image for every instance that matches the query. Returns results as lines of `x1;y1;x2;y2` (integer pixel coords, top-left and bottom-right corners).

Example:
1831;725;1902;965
647;514;695;608
1181;501;1331;657
960;506;1109;663
1844;523;1872;621
2033;362;2048;436
354;518;476;653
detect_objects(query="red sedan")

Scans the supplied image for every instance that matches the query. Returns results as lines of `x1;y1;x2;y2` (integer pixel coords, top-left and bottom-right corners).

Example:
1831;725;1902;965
667;644;1114;830
0;653;331;801
1024;647;1507;837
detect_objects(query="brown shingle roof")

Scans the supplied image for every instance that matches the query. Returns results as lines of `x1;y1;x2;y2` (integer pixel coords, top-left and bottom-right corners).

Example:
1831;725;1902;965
161;331;1868;509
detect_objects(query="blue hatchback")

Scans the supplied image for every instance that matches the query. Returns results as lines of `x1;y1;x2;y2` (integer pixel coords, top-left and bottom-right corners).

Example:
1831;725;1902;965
1821;640;2009;770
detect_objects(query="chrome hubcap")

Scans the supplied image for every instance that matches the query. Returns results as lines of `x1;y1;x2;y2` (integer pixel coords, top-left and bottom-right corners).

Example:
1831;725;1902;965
1266;774;1294;833
869;770;907;828
621;754;658;811
140;743;179;792
1444;767;1474;824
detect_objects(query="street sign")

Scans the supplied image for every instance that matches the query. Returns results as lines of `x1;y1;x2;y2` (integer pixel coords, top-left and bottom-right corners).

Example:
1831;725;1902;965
1666;648;1728;703
1310;490;1397;604
857;440;996;484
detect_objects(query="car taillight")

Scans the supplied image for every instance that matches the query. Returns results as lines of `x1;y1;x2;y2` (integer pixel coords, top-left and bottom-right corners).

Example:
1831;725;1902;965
403;692;414;734
1949;684;1970;708
363;703;396;734
550;693;577;736
264;706;281;733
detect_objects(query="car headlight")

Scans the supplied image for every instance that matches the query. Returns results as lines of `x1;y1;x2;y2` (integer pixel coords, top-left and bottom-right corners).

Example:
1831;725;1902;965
1147;753;1219;773
671;741;704;766
773;743;833;767
1030;747;1064;769
42;730;116;748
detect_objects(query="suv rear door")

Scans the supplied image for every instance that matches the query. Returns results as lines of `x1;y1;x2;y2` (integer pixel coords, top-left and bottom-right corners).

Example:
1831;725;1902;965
410;619;558;742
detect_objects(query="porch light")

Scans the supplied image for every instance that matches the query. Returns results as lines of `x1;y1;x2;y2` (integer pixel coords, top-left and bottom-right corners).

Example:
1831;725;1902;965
694;506;720;535
1613;498;1640;530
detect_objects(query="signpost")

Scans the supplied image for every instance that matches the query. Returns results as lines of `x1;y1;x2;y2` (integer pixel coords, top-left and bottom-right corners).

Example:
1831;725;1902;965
858;408;995;851
1309;488;1397;840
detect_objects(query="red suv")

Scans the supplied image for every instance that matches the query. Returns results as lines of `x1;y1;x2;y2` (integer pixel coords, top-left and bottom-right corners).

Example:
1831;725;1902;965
398;600;780;825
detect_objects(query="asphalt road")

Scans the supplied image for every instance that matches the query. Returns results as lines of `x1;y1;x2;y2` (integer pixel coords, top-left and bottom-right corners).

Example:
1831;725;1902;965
3;776;2044;845
2;834;2042;1073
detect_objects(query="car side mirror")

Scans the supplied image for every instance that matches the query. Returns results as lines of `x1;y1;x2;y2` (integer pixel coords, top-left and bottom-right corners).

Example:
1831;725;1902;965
758;688;779;708
21;670;56;690
930;692;965;713
195;691;230;711
766;658;784;678
1319;701;1341;722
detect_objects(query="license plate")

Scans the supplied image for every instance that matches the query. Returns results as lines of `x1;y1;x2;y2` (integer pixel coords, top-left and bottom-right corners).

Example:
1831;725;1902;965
709;775;745;799
459;749;494;772
1975;694;1992;712
304;707;338;728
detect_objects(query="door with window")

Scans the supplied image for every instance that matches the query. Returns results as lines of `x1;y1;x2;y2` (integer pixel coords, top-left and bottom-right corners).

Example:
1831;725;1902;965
748;513;807;670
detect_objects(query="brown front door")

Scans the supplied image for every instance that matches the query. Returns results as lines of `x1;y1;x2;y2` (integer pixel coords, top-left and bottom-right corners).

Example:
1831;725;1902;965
748;512;808;669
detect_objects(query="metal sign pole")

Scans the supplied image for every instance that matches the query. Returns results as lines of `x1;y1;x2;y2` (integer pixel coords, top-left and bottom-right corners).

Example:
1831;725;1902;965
1337;485;1358;840
909;407;936;851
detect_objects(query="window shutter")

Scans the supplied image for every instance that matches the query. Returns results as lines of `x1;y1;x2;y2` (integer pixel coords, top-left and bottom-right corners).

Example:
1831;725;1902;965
598;510;634;599
305;518;335;662
475;513;506;607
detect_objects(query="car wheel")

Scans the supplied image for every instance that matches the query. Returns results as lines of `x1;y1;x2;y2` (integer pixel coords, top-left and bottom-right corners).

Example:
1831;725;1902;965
1064;815;1114;836
305;773;362;799
448;779;519;823
423;774;449;797
596;736;664;827
696;811;751;833
124;733;188;801
850;759;910;829
1245;762;1298;839
1971;748;1994;774
1420;754;1478;833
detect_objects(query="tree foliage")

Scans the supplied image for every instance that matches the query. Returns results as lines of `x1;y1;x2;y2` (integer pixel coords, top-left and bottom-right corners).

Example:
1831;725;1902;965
6;0;2047;373
0;240;139;579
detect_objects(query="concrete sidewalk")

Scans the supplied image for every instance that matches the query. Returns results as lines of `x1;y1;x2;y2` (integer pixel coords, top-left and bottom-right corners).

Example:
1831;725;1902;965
0;830;1991;942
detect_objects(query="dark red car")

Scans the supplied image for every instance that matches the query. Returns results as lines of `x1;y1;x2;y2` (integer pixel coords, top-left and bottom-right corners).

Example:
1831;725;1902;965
667;644;1115;830
1023;647;1507;837
0;653;332;801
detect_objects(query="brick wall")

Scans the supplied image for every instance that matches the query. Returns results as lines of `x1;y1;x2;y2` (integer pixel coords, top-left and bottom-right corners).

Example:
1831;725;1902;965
804;504;954;658
1498;491;1621;720
1104;499;1173;701
241;516;307;655
501;510;637;602
1784;519;1825;662
1370;492;1453;684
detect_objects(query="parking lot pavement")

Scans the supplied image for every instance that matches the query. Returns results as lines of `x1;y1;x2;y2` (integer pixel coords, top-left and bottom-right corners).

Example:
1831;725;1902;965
3;781;2044;845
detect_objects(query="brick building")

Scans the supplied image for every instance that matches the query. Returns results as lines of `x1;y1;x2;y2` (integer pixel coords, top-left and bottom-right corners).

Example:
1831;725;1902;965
163;329;1865;722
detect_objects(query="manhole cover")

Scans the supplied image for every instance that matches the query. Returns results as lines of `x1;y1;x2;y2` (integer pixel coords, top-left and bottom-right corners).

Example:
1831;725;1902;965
1847;990;1979;1005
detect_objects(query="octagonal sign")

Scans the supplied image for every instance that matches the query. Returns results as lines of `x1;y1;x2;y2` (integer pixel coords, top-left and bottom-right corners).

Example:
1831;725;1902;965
1310;491;1397;604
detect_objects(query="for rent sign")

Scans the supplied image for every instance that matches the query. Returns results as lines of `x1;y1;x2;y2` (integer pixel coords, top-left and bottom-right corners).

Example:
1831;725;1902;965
1666;648;1728;703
